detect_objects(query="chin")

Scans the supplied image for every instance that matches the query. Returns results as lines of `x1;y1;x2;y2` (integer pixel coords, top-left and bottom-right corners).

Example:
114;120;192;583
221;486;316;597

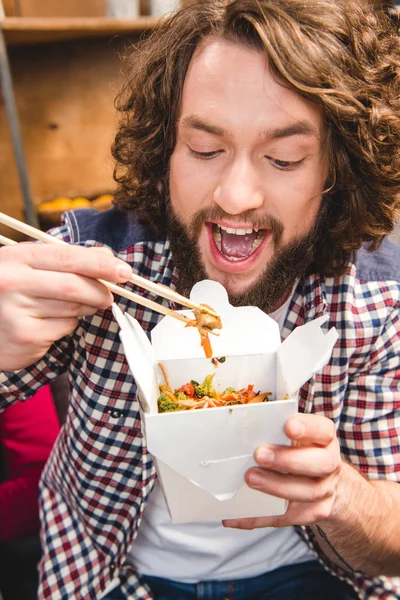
204;264;262;297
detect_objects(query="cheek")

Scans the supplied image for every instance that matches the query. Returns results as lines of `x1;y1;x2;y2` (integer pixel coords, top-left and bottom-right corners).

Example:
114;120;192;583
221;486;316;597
275;179;324;240
169;153;185;213
169;150;214;222
169;155;195;222
301;196;322;230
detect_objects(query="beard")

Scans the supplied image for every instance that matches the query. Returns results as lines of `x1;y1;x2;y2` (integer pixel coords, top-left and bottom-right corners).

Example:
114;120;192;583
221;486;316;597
166;201;327;314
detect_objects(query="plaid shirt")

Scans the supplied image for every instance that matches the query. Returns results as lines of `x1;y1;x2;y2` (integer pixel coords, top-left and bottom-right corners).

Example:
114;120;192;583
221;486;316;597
0;208;399;600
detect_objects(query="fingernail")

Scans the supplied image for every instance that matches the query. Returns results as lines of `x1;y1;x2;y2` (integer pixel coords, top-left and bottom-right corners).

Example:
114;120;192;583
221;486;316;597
290;420;305;439
222;520;238;528
256;447;275;465
117;263;132;280
247;470;264;489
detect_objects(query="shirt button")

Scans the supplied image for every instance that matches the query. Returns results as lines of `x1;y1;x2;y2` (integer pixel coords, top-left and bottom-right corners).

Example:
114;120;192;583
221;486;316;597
109;408;122;419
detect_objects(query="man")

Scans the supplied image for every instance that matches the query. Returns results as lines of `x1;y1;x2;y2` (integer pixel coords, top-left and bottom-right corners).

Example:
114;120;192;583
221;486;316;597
0;1;399;599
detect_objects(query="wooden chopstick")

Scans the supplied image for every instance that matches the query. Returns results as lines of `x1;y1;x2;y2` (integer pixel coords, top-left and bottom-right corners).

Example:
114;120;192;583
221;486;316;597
0;234;17;246
0;211;219;319
0;231;190;324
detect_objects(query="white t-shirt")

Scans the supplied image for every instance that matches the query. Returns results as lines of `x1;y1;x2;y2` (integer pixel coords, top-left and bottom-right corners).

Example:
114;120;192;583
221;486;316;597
130;287;316;582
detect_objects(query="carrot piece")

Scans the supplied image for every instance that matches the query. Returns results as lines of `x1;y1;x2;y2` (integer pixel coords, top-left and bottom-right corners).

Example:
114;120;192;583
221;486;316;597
158;362;173;393
248;392;271;403
201;334;213;359
184;320;197;328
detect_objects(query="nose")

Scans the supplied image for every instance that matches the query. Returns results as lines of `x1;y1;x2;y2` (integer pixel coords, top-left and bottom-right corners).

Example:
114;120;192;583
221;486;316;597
213;155;264;215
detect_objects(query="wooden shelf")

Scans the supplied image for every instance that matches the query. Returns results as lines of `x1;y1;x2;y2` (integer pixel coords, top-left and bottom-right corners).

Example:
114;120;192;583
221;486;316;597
1;16;161;44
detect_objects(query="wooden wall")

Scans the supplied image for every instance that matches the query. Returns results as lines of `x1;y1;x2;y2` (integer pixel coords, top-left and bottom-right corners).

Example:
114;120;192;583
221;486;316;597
4;0;106;17
0;35;138;238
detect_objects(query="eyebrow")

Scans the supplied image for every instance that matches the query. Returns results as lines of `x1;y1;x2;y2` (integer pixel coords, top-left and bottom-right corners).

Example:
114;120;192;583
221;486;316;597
181;116;225;136
267;122;317;140
180;115;317;140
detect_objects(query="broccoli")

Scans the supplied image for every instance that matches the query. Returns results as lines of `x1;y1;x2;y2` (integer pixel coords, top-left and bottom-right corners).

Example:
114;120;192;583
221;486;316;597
157;393;182;413
222;386;236;396
159;384;171;395
191;374;215;398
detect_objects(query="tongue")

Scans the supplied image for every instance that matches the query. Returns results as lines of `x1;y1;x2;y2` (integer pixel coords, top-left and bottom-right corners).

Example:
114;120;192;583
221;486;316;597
220;230;258;258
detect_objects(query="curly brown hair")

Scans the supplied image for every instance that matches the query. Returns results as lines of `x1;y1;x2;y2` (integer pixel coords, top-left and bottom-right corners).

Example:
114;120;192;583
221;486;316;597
112;0;400;275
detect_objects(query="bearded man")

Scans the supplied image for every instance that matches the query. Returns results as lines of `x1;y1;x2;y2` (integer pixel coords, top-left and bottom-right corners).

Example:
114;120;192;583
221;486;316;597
0;1;399;599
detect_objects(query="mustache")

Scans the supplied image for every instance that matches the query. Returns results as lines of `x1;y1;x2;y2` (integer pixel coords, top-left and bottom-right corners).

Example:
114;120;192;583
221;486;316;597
166;196;329;312
188;207;284;246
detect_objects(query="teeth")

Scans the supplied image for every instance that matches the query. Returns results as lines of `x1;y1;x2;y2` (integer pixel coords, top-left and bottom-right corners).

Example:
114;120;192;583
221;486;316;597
252;236;263;251
212;223;265;259
214;227;222;251
219;225;254;235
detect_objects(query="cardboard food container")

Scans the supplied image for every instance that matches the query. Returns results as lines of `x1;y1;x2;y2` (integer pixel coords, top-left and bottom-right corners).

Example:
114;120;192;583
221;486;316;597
113;280;338;523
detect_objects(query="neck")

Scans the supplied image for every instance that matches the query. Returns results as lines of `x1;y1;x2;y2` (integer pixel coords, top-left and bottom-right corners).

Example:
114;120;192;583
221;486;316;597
268;286;293;315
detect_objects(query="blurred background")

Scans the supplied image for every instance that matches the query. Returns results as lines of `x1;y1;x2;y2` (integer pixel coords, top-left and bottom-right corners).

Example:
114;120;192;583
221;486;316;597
0;0;185;239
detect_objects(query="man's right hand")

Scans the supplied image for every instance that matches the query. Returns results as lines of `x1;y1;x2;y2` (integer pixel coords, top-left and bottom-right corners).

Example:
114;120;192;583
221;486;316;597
0;242;133;371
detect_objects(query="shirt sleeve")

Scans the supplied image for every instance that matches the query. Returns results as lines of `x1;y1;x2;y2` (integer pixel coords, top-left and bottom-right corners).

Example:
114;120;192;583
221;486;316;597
0;335;75;409
340;302;400;481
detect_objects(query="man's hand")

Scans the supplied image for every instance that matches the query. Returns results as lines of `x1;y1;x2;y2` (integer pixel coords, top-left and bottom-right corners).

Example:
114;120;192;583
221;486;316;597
223;413;342;529
0;243;132;371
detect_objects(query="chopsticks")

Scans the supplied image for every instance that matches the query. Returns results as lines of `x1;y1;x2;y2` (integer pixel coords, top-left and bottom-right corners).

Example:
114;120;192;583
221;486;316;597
0;212;219;324
0;234;17;246
0;231;189;323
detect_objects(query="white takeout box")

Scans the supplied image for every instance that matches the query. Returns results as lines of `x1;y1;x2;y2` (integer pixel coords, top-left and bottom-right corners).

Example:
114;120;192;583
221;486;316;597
113;281;338;523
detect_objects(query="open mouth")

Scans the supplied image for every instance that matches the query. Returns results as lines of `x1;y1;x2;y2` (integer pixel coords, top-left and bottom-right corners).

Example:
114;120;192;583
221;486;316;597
211;223;268;262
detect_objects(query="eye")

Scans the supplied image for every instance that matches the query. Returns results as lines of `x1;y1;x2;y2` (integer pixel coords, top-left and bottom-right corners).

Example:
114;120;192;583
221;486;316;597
267;156;304;170
189;147;223;160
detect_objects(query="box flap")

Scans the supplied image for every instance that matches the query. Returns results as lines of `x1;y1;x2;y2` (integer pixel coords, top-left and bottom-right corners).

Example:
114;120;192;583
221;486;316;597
155;465;288;523
145;399;296;500
112;304;159;413
276;315;339;397
151;280;281;359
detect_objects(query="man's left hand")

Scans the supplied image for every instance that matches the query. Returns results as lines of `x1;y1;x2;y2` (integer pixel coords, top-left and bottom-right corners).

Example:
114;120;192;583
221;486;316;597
222;413;342;529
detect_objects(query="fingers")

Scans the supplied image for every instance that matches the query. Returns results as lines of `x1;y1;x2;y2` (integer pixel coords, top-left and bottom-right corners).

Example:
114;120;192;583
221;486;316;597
222;497;335;530
0;244;126;312
245;468;339;502
2;243;132;283
33;317;81;342
284;413;337;446
9;270;114;308
254;442;341;478
258;414;341;478
222;415;342;532
24;298;103;319
0;243;126;371
8;316;79;359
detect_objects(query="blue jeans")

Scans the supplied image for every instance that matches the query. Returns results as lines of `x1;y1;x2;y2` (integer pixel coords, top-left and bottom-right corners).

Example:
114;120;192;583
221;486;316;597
104;561;359;599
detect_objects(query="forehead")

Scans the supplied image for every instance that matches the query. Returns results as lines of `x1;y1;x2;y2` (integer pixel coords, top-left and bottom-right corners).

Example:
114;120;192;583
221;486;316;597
179;37;323;136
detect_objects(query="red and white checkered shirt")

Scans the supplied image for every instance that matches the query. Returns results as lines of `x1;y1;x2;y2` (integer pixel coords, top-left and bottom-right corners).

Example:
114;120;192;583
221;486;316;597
1;208;399;599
